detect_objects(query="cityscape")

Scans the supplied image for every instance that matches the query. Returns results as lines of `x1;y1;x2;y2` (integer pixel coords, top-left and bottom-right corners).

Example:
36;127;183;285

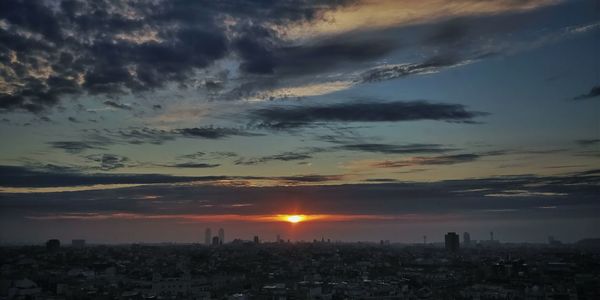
1;0;600;299
1;230;600;299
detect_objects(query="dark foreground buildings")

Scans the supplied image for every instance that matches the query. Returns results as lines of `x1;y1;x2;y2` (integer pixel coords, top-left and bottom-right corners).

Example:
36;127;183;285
1;239;600;299
445;232;460;252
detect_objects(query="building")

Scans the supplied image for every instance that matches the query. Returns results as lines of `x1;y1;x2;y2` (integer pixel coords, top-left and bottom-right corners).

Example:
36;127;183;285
71;239;86;248
204;228;211;245
218;228;224;244
46;239;60;251
463;232;471;247
445;232;460;252
254;235;260;244
152;272;191;296
212;236;220;246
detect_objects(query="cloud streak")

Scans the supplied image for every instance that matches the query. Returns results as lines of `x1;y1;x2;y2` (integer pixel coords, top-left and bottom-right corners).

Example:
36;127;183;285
251;100;488;129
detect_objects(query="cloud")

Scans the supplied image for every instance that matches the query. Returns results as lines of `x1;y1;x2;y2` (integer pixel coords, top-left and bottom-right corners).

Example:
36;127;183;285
284;0;557;39
175;127;263;139
369;154;480;168
67;117;80;123
251;100;488;129
573;85;600;100
85;154;130;170
0;164;345;189
3;169;598;222
48;141;107;154
0;0;357;112
235;151;316;165
160;162;220;169
360;56;458;83
234;34;396;75
576;139;600;146
103;100;132;111
277;174;345;183
0;165;227;188
54;127;259;155
178;151;238;160
337;143;455;154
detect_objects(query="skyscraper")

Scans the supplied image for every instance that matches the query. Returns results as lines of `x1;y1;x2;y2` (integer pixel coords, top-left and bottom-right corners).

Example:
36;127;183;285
46;239;60;251
445;232;460;252
218;228;224;245
463;232;471;247
253;235;260;244
212;236;220;246
204;228;211;245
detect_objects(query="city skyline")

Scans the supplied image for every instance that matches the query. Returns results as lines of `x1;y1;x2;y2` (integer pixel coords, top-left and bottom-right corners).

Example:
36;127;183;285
1;0;599;244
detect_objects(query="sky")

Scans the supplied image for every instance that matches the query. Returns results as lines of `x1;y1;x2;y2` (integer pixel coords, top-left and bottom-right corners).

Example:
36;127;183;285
0;0;599;244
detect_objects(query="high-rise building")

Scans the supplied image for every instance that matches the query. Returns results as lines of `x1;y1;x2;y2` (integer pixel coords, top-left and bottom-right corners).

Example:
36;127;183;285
218;228;224;245
445;232;460;252
276;234;281;243
46;239;60;251
212;236;220;246
204;228;211;245
253;235;260;244
463;232;471;247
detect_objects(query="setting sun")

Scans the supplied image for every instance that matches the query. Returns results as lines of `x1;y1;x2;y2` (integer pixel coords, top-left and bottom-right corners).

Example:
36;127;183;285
284;215;306;224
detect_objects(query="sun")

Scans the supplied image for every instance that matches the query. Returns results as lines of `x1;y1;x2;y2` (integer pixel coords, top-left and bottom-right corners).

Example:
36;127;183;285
284;215;306;224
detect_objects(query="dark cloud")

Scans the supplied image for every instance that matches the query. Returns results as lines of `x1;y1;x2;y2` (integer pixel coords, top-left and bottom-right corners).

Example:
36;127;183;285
0;0;354;112
363;178;399;183
235;35;396;76
278;174;344;183
572;85;600;100
0;165;227;188
175;127;263;139
85;154;130;170
103;101;132;111
424;19;469;46
0;164;346;188
235;151;315;165
576;139;600;146
337;143;455;154
251;100;488;128
2;169;598;220
371;154;480;168
67;117;80;123
48;141;107;154
160;162;220;169
359;54;474;83
178;152;206;160
114;128;176;145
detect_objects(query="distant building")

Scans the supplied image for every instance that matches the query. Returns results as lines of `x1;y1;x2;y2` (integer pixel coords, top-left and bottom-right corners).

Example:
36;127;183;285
152;272;191;296
463;232;471;247
218;228;224;244
72;239;85;248
276;234;281;243
46;239;60;251
445;232;460;252
548;236;563;246
205;228;211;245
212;236;220;246
254;235;260;244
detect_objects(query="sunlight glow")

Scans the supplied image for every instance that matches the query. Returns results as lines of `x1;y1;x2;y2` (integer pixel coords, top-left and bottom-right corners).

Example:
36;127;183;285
284;215;306;224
